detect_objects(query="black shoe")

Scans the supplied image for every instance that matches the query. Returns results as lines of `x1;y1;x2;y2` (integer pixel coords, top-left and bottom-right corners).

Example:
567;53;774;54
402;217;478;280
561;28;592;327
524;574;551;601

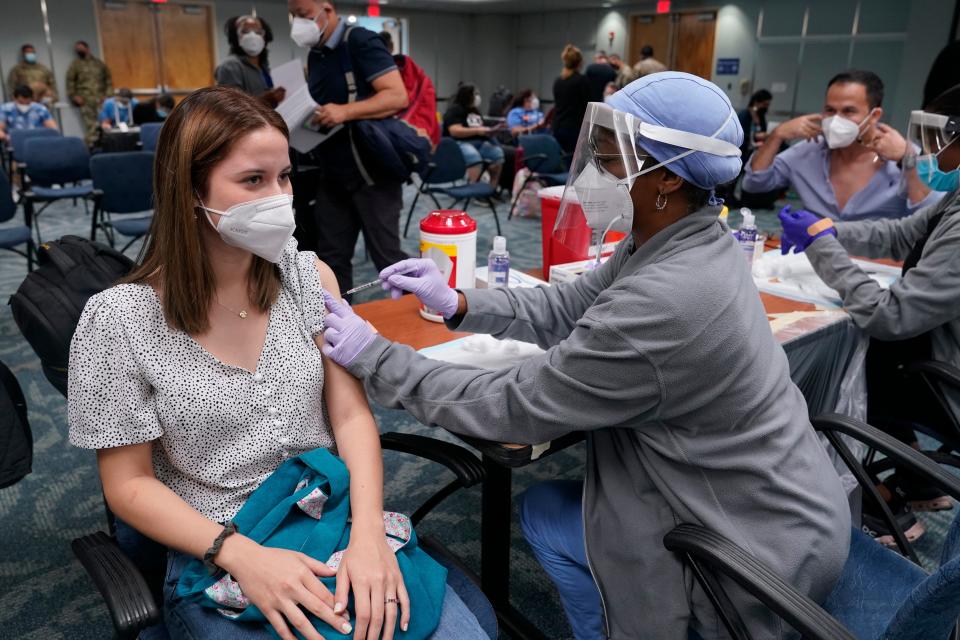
885;471;954;512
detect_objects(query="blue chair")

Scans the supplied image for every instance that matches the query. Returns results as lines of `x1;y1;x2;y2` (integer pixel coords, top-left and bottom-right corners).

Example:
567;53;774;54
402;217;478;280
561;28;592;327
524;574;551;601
6;127;61;184
663;414;960;640
140;123;162;152
0;168;33;271
402;137;501;238
508;134;570;220
89;151;154;252
19;136;96;245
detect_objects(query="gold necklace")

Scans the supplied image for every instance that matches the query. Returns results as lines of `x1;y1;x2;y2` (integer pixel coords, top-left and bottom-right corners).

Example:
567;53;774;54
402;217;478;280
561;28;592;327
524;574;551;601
215;298;248;319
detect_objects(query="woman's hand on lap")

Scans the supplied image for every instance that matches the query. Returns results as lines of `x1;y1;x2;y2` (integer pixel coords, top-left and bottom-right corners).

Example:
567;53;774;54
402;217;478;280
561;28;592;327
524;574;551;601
334;533;410;640
218;535;352;640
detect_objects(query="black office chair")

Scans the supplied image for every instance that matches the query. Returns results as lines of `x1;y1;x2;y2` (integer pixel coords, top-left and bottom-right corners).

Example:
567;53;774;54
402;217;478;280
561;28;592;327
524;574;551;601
89;151;154;251
664;414;960;640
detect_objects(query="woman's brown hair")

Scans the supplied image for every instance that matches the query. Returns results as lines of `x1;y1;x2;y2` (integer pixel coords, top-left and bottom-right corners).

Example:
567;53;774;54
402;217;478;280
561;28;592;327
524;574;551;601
124;85;290;335
561;45;582;71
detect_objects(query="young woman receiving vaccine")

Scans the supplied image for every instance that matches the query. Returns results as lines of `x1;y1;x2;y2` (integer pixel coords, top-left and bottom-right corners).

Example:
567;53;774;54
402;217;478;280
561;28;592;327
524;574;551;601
67;86;486;640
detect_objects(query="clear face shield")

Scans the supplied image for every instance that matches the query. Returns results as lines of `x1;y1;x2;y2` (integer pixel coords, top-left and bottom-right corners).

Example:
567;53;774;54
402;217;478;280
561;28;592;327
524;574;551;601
553;102;740;265
907;110;960;192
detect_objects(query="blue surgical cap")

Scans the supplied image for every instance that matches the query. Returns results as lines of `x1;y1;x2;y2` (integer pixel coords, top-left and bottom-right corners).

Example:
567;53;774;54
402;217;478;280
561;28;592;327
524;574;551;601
607;71;744;190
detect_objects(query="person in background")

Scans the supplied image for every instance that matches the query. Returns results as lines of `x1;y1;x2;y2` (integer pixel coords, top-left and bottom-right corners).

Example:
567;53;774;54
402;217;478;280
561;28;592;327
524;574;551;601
215;15;286;107
738;89;772;159
443;83;504;186
778;84;960;545
633;45;667;77
584;50;617;103
66;40;112;145
552;44;590;153
506;89;545;138
608;53;636;89
133;93;175;125
379;30;440;147
0;84;58;142
7;44;57;105
287;0;409;296
743;70;942;220
99;88;137;130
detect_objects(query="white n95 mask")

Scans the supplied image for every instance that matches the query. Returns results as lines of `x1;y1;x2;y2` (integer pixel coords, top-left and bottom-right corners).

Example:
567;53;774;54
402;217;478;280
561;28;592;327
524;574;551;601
573;163;633;235
291;16;325;49
239;32;265;57
821;109;876;149
201;193;295;263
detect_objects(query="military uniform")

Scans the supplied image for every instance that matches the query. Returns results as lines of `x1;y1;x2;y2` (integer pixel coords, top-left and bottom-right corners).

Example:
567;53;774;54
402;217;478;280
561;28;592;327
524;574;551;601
66;55;112;144
7;62;58;103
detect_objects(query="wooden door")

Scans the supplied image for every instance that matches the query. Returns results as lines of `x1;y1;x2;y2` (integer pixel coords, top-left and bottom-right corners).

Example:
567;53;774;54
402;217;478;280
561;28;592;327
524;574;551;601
628;14;671;68
98;1;160;91
156;3;214;95
672;11;717;80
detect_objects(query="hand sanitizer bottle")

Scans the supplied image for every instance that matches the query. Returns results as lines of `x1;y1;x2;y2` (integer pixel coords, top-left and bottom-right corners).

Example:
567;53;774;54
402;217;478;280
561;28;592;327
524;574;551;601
738;208;758;265
487;236;510;288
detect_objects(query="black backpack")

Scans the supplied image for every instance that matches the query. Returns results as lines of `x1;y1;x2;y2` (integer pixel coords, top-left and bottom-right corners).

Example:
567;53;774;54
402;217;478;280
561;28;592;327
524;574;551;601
0;360;31;488
9;236;135;396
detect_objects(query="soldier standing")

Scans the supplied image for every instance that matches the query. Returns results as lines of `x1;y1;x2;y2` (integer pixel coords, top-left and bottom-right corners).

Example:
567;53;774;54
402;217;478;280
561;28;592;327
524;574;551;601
65;40;112;145
7;44;58;105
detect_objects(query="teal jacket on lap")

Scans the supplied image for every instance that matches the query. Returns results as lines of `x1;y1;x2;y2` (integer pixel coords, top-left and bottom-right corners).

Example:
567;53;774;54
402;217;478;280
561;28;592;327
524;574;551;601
176;448;447;639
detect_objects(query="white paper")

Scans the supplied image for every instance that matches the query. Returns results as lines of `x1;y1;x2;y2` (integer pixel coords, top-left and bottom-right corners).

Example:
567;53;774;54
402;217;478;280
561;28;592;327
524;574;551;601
271;59;342;153
418;334;545;369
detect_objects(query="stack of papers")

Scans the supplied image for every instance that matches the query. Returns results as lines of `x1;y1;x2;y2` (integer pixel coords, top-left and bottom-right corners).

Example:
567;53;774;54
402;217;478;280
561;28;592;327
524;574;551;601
271;59;342;153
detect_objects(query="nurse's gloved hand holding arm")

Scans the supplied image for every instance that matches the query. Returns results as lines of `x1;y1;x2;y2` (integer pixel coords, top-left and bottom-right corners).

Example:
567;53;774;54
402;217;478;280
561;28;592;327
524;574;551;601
322;293;378;366
379;258;462;319
778;206;837;255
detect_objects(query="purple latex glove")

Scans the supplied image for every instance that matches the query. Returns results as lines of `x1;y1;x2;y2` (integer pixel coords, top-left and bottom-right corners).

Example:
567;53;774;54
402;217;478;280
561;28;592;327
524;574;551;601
379;258;459;319
321;292;377;367
778;205;837;255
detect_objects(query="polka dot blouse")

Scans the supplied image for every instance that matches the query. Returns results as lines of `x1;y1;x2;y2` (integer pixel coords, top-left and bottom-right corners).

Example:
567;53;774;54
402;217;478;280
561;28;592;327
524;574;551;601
68;239;333;523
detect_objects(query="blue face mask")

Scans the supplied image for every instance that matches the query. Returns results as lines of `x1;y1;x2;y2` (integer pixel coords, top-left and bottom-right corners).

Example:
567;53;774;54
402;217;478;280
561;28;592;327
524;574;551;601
917;152;960;192
156;109;168;118
24;52;37;64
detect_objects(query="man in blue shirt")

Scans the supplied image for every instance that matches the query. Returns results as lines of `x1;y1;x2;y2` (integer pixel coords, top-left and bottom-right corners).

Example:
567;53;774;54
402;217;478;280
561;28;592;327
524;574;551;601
98;88;138;130
287;0;410;295
743;70;942;220
0;84;58;142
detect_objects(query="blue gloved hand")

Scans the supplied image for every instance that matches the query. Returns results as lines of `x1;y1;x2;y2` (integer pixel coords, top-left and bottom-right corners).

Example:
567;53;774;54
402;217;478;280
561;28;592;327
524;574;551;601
322;292;377;367
778;205;837;255
379;258;459;319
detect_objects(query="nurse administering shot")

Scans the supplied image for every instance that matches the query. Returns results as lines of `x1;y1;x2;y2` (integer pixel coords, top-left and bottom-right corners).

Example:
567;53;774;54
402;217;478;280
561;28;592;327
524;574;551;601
323;72;850;639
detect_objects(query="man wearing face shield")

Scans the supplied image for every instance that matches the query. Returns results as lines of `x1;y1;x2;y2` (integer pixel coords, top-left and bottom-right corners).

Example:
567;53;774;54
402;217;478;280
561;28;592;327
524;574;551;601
744;70;942;221
322;72;851;639
778;84;960;532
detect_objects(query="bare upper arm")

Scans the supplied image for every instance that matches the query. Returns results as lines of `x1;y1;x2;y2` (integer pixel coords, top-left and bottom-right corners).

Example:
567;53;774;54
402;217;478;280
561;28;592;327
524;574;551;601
96;442;155;502
370;69;409;109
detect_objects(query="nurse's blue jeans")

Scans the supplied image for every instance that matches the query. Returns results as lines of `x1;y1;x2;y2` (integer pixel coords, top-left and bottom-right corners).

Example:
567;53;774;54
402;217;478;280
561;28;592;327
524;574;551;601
519;479;605;640
160;550;488;640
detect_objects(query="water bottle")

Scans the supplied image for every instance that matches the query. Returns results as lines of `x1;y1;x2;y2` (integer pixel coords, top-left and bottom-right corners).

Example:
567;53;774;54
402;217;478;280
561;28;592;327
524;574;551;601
487;236;510;288
738;208;758;265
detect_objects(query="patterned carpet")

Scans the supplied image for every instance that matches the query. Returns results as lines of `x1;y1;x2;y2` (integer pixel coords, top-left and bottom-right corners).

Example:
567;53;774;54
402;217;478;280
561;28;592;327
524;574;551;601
0;182;953;640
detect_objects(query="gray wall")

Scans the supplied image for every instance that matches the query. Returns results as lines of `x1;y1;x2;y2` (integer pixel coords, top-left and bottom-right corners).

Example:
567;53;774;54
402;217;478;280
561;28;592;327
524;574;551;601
1;0;954;138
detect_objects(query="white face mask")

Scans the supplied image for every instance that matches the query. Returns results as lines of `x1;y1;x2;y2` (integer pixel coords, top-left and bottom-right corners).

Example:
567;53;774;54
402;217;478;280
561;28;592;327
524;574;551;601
239;32;265;57
530;97;540;111
821;109;876;149
201;193;296;263
291;15;326;49
15;103;31;114
474;94;482;109
573;163;633;235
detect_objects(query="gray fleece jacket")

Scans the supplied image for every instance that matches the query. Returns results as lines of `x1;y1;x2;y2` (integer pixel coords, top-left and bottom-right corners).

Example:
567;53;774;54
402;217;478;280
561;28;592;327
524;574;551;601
806;190;960;368
347;207;850;639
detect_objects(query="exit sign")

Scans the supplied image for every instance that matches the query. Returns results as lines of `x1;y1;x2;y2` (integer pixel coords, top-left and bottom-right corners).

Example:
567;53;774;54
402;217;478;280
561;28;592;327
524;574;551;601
656;0;671;13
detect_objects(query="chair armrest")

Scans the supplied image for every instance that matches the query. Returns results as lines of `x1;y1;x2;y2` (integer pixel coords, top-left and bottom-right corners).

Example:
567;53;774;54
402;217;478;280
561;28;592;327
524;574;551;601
812;413;960;501
664;524;855;640
72;531;161;639
380;432;484;488
907;359;960;389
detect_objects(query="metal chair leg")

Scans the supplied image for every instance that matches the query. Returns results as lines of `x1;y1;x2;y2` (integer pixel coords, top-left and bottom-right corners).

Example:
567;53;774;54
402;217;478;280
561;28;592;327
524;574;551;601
508;176;532;220
403;189;423;238
90;203;99;241
488;199;502;236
